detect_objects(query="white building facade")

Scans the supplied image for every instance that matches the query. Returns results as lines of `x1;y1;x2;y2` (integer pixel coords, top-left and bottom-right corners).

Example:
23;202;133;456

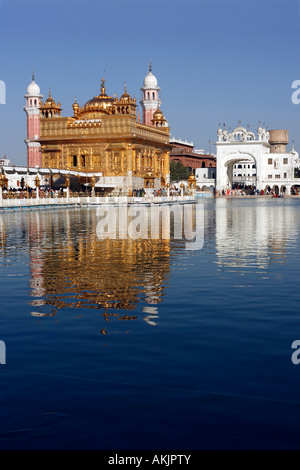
216;125;300;195
195;167;216;190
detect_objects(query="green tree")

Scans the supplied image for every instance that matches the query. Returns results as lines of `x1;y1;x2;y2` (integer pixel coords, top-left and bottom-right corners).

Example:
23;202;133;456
170;160;190;182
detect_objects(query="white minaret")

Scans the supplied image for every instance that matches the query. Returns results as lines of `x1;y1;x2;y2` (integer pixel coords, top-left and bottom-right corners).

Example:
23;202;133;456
24;72;43;168
140;59;161;126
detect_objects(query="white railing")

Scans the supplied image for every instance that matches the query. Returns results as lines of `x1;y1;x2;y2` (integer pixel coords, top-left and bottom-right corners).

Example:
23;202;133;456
0;195;195;208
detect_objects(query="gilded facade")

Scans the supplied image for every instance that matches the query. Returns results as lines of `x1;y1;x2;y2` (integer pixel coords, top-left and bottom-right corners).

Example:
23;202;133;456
25;68;171;193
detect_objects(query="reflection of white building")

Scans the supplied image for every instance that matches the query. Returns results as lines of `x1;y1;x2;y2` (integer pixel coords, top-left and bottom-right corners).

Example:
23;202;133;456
216;125;300;194
215;198;298;271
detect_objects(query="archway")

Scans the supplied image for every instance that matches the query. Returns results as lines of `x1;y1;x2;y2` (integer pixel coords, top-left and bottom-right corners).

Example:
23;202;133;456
280;185;286;194
291;185;300;195
215;126;269;193
217;153;257;192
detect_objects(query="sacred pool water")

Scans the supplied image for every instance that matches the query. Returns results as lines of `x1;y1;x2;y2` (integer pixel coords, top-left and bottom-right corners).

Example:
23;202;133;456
0;198;300;449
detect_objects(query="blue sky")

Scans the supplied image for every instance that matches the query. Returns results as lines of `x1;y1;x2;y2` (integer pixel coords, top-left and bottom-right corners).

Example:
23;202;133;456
0;0;300;165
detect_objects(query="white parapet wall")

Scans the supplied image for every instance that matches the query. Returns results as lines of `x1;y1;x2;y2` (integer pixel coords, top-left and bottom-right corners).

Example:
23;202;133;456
0;195;196;209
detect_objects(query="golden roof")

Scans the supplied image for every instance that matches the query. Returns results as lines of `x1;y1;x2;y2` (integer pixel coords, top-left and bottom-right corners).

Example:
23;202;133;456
83;78;114;111
42;89;61;109
44;89;56;105
72;98;79;109
120;82;131;102
152;106;165;121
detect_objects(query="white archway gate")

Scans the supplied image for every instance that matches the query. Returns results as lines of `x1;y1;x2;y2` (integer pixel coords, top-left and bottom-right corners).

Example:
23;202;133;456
215;126;269;192
217;153;257;191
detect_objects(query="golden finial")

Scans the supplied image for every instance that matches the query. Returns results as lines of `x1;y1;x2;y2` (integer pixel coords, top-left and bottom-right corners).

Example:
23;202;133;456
101;77;106;95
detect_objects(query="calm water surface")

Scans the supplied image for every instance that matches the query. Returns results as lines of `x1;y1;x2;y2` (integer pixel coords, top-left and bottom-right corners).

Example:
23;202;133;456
1;198;300;449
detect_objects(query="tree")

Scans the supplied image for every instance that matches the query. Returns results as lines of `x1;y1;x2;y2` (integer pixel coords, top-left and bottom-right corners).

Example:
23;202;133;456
170;160;190;182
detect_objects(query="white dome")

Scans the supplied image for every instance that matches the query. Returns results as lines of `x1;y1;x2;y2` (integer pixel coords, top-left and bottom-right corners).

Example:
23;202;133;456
143;72;158;89
27;80;41;96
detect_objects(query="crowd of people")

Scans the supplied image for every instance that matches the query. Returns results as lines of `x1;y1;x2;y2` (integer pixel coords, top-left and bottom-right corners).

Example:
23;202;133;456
215;186;291;197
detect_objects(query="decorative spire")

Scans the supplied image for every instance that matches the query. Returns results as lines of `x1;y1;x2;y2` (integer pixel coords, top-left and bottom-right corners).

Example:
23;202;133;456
100;77;106;95
49;88;52;98
32;69;35;81
149;58;152;73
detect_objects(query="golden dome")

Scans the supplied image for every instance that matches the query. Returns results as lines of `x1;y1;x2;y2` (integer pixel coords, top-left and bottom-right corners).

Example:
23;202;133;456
72;98;79;109
82;78;114;114
152;107;165;121
44;89;56;106
120;82;131;102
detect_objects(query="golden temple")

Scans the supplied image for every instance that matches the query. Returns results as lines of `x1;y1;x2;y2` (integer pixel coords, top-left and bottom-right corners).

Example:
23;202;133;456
37;76;171;193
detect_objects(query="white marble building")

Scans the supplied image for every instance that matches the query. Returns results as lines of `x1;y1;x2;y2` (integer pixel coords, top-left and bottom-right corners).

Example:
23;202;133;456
215;125;300;194
195;167;216;189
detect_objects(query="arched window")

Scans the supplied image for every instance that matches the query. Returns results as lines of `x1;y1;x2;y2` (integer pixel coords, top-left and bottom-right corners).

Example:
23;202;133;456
152;92;155;99
147;92;150;100
202;162;206;168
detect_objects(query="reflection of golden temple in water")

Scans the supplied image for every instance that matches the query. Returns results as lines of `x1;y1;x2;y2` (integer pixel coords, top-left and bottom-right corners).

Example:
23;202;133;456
215;199;298;271
22;209;172;325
